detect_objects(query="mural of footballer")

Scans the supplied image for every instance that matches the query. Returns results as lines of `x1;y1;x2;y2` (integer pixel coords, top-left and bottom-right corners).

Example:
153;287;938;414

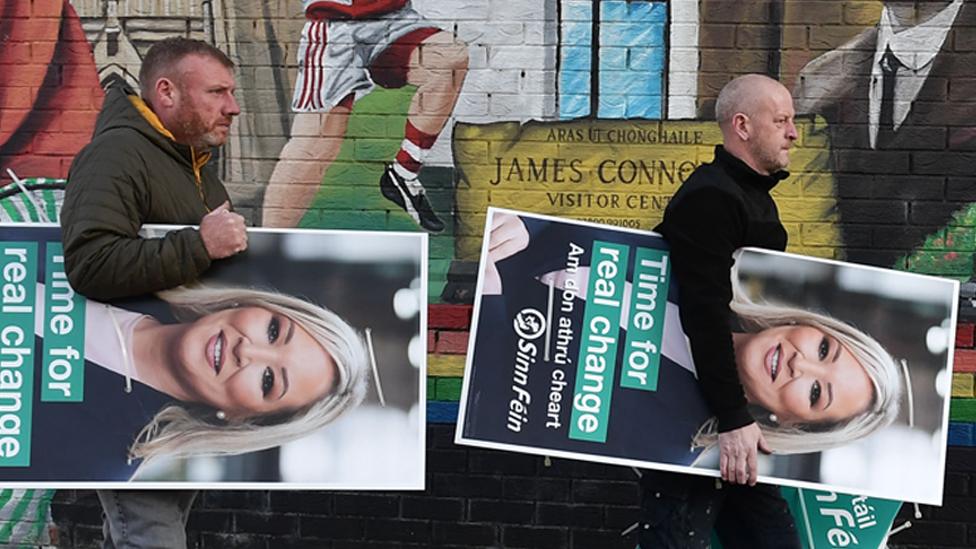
262;0;470;232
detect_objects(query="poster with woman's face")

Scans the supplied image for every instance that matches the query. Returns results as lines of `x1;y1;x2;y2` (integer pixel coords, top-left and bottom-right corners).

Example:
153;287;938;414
0;224;426;489
456;208;957;505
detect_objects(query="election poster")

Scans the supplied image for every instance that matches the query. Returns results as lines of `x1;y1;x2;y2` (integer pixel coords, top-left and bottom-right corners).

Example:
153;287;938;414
783;488;903;549
0;224;426;489
456;208;957;505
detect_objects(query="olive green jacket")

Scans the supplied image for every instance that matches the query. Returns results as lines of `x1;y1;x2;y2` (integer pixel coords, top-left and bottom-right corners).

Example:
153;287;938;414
61;83;230;300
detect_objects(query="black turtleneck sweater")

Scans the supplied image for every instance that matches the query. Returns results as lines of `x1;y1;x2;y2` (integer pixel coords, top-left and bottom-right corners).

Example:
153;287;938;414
654;145;788;433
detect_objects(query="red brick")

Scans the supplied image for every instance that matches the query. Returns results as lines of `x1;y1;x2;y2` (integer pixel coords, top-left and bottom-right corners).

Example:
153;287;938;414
32;131;90;155
428;330;436;352
59;110;99;134
2;6;28;18
81;88;105;111
0;109;32;133
955;350;976;373
958;324;975;349
0;87;35;109
0;43;32;63
30;42;57;65
0;67;50;87
429;304;473;329
62;61;99;87
0;155;65;180
30;1;62;17
6;110;58;134
12;19;60;39
435;331;470;355
54;88;100;112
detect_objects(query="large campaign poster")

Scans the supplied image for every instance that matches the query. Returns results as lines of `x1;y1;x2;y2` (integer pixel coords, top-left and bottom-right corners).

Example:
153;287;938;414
456;208;957;505
0;224;426;489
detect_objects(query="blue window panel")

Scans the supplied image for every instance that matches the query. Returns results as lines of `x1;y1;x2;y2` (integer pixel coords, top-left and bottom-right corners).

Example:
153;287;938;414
561;94;591;119
598;73;623;96
560;68;591;118
598;0;667;120
602;4;664;48
561;45;591;68
604;75;663;97
627;95;663;118
601;0;628;21
597;78;661;119
559;0;594;119
630;46;665;73
598;95;627;119
601;46;628;71
561;69;591;92
563;0;593;21
602;24;663;48
561;20;592;46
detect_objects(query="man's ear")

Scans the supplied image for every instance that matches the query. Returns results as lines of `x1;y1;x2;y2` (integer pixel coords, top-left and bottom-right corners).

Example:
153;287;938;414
731;112;750;142
154;77;178;108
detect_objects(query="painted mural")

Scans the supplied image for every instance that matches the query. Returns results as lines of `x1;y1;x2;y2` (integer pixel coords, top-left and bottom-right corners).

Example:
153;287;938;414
261;1;470;233
1;0;975;527
3;1;972;277
794;0;976;276
0;0;103;187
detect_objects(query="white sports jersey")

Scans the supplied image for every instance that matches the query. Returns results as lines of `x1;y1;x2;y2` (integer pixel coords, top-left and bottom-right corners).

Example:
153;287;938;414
303;0;408;19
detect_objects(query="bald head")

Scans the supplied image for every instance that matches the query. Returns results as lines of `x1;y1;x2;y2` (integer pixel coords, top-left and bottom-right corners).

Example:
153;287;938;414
714;74;798;175
715;74;788;129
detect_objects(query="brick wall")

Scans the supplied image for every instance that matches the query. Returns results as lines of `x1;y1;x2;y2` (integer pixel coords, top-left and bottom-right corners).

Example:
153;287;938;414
53;430;645;549
4;0;976;546
44;440;976;549
48;311;976;548
890;451;976;548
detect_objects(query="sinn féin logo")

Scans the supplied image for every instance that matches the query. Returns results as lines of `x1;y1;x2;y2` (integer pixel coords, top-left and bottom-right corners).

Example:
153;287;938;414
513;308;546;340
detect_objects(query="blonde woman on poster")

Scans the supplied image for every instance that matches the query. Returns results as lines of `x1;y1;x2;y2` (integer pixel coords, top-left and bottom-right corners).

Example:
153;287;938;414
26;284;369;481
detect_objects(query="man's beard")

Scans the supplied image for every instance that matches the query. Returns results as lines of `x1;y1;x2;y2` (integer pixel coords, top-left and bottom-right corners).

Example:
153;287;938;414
752;143;788;174
174;101;225;148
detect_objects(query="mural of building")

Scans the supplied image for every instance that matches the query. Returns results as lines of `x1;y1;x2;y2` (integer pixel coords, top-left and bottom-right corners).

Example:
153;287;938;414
2;0;975;546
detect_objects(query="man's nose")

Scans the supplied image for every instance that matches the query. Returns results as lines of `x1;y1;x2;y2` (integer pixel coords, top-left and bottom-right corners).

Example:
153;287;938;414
226;94;241;116
787;120;798;141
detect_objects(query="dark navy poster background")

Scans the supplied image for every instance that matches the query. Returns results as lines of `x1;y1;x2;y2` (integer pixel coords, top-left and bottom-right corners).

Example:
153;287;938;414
457;210;711;467
0;225;160;482
0;224;425;488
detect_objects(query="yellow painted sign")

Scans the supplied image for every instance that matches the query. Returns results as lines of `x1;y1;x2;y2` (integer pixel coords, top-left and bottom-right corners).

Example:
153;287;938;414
453;116;838;260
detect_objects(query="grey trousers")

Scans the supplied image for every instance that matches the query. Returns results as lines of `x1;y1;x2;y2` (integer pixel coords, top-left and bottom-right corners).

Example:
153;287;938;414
96;490;198;549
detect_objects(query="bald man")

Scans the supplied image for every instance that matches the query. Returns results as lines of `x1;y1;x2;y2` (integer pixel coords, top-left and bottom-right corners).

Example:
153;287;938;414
638;75;801;548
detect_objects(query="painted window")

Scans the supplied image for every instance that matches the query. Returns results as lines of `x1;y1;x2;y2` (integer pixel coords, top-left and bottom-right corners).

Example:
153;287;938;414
559;0;668;119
